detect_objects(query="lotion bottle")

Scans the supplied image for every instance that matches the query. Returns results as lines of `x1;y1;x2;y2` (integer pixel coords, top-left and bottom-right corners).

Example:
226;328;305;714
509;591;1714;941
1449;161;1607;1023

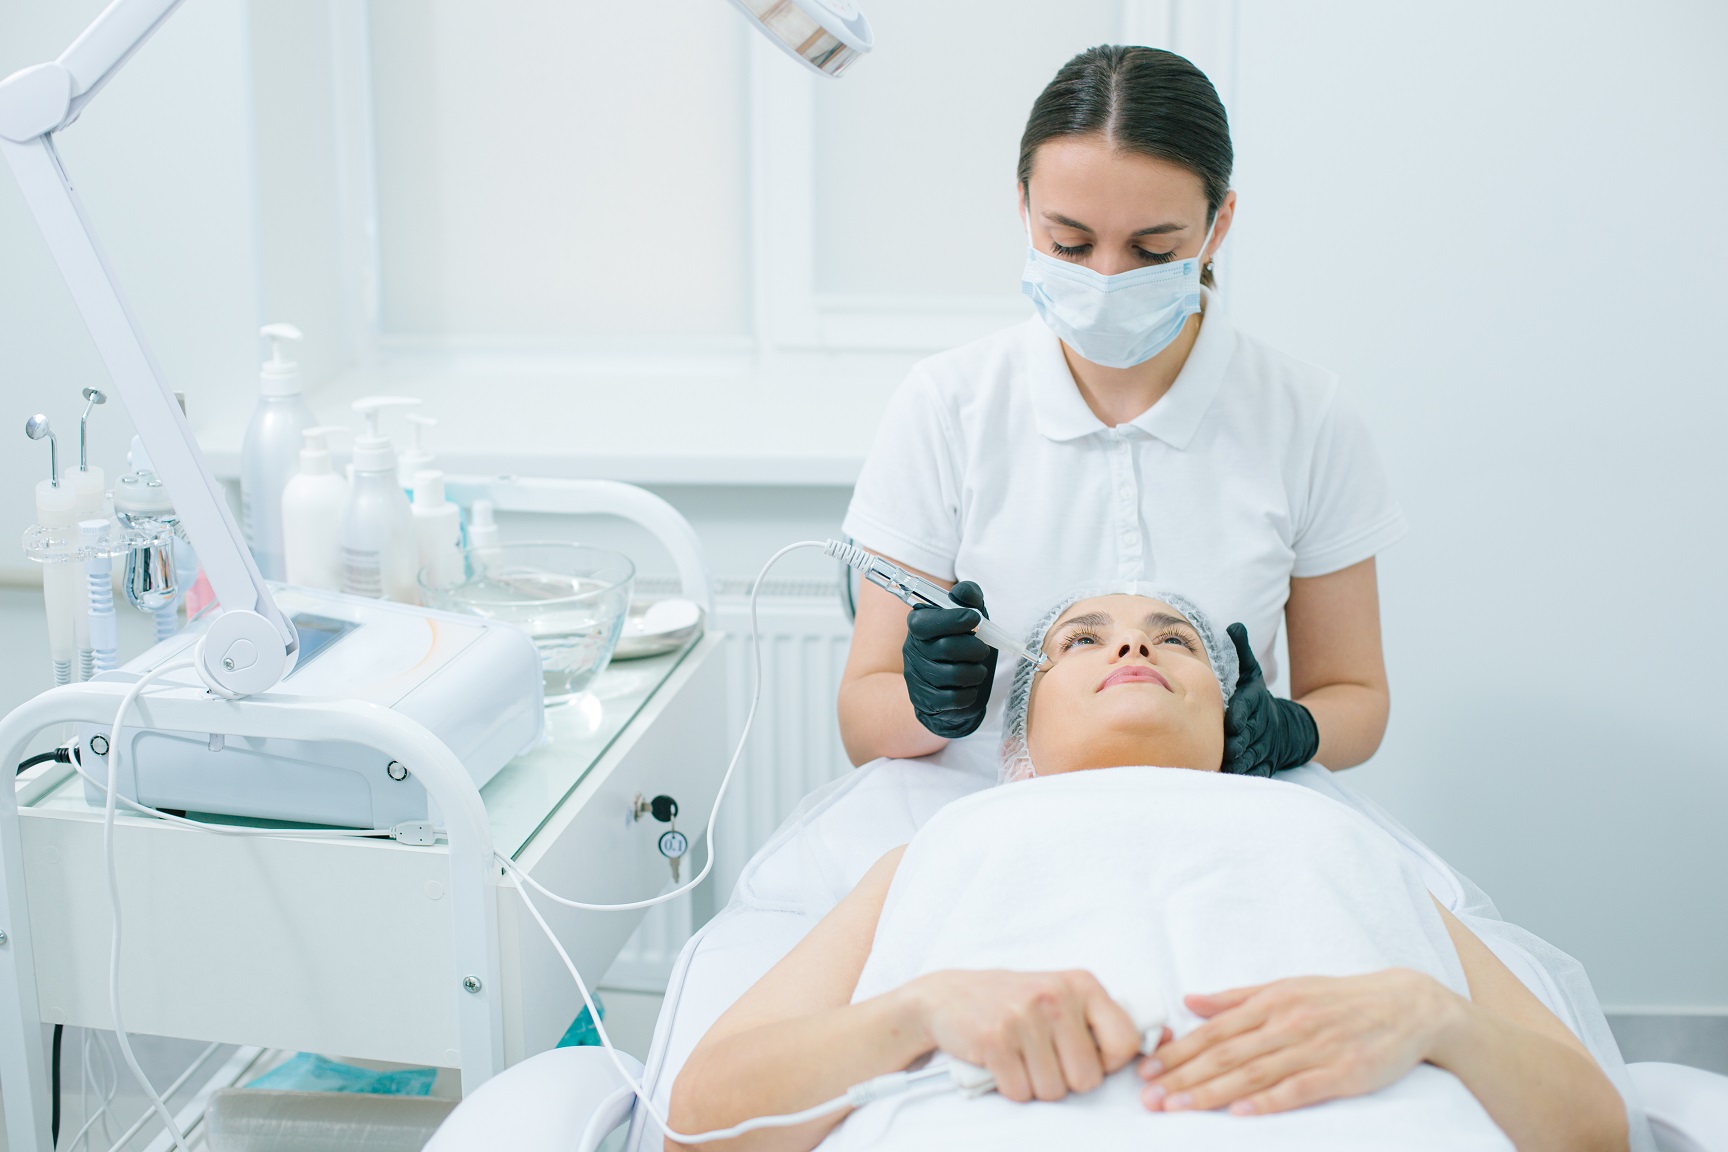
411;469;465;592
281;426;349;591
341;397;420;602
398;414;437;491
467;498;500;551
240;324;315;580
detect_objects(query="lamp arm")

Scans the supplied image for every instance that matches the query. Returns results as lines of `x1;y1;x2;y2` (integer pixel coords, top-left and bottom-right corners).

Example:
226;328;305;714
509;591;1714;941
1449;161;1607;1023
0;134;297;693
60;0;183;121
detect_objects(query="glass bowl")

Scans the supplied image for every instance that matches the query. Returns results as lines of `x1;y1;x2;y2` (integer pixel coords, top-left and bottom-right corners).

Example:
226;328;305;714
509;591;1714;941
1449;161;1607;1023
420;542;635;703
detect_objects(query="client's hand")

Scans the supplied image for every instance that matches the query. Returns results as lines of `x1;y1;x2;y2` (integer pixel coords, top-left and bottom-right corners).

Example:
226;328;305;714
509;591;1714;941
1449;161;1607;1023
906;969;1143;1104
1136;971;1458;1116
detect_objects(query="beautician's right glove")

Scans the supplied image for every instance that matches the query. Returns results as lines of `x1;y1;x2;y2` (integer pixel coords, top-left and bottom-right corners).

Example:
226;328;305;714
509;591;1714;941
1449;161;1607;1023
902;581;998;739
1221;622;1320;777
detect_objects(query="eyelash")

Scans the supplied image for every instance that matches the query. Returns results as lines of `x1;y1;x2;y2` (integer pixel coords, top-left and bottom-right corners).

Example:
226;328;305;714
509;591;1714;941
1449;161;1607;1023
1058;628;1198;653
1049;241;1178;265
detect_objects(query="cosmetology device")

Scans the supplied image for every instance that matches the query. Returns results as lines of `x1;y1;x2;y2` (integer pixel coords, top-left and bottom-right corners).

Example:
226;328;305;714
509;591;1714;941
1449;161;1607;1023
78;586;544;830
825;540;1050;668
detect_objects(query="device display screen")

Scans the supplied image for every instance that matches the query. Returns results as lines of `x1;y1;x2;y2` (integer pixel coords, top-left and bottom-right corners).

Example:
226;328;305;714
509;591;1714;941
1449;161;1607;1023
289;613;358;676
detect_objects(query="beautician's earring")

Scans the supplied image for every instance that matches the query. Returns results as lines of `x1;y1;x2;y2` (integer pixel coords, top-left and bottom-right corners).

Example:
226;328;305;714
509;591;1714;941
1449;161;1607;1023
1205;260;1215;273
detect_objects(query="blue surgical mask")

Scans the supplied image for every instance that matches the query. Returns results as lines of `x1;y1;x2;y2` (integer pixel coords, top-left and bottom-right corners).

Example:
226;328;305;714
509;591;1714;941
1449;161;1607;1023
1019;218;1216;369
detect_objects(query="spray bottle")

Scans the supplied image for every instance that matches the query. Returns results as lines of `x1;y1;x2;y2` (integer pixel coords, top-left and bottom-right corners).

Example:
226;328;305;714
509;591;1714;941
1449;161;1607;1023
341;397;420;602
240;323;315;580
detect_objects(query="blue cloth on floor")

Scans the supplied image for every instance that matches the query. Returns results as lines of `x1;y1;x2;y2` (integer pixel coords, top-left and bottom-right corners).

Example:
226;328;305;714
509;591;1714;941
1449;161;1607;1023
246;1052;436;1096
556;994;606;1047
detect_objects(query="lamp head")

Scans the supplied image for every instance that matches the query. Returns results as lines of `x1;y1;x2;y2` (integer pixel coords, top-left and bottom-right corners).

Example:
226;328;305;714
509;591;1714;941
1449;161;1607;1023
726;0;872;78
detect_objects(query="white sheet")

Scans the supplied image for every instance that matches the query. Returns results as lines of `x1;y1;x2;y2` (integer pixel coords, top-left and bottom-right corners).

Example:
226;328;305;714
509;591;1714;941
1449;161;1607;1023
625;750;1653;1152
820;766;1510;1151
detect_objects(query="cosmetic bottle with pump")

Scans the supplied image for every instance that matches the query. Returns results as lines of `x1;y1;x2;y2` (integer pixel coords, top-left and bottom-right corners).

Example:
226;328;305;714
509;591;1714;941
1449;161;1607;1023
411;469;465;590
282;426;350;591
341;397;420;602
398;414;437;491
240;323;315;580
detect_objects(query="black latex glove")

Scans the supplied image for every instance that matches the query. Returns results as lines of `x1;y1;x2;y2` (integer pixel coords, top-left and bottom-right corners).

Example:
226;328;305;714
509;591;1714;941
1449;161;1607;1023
902;580;998;739
1221;622;1320;776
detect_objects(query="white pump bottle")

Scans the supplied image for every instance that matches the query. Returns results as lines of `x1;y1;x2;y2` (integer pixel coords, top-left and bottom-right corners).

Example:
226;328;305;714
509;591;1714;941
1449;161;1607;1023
281;426;350;591
398;413;437;491
240;323;316;580
341;396;420;602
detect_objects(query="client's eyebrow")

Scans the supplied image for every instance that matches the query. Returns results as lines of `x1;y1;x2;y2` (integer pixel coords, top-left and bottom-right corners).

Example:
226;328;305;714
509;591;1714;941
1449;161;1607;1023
1053;610;1112;633
1142;611;1199;637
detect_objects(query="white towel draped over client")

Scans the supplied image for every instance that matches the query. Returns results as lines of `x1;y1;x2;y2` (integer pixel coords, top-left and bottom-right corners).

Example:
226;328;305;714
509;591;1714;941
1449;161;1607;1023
830;765;1505;1151
669;587;1641;1152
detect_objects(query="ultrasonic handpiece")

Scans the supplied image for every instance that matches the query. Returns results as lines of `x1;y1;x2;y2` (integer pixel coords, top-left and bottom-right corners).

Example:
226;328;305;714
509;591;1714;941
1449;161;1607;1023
825;540;1049;668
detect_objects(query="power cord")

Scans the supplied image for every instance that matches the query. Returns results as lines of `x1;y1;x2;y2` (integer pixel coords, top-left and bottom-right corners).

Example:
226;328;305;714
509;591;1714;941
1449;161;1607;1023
15;744;75;776
502;540;979;1145
54;539;959;1149
50;1023;61;1147
88;663;392;1146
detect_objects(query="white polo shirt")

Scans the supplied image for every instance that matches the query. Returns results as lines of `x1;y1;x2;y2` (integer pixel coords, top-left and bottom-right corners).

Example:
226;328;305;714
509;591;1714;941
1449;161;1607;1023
843;288;1405;744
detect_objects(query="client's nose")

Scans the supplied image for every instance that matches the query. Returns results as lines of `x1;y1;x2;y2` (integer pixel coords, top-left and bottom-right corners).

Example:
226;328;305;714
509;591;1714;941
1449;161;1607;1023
1115;635;1153;659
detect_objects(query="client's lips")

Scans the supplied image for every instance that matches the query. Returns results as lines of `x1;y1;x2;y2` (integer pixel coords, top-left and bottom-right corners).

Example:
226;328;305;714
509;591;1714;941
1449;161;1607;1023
1098;665;1171;692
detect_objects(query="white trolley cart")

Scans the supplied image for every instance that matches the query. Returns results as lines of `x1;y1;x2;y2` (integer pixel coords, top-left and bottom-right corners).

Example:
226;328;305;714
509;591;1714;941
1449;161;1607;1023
0;478;726;1152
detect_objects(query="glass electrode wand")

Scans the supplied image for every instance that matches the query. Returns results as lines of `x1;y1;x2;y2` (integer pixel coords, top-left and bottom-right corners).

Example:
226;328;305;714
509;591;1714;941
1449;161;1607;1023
825;540;1050;668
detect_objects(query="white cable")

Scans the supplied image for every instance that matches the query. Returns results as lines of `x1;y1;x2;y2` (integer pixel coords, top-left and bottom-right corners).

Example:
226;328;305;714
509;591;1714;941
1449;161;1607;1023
503;540;964;1144
500;539;829;914
69;757;389;840
102;658;199;1152
512;854;951;1145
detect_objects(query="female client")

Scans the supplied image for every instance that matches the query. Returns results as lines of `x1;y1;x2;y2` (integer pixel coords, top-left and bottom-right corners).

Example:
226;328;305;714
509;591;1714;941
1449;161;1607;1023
669;589;1630;1152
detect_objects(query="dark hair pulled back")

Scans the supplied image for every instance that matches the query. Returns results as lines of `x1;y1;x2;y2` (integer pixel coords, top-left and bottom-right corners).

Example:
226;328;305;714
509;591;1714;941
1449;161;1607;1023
1018;46;1232;286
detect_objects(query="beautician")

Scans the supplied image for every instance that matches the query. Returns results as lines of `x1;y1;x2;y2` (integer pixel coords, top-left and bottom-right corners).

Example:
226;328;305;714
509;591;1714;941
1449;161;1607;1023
838;45;1405;776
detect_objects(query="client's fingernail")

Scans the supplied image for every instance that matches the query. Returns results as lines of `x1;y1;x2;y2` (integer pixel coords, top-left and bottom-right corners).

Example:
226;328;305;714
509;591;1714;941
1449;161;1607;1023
1141;1084;1166;1107
1139;1058;1162;1078
1230;1100;1256;1116
1164;1092;1193;1112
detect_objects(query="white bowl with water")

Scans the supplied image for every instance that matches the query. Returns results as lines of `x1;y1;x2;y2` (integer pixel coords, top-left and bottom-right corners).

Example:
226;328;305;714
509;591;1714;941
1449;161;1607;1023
420;543;635;704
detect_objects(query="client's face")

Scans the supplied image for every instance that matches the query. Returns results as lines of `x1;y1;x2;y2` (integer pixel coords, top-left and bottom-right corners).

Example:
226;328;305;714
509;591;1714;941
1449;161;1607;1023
1025;595;1225;776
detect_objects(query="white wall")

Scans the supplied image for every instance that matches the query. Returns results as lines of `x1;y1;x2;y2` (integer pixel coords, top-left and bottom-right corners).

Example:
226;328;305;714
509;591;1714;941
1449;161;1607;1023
0;0;263;584
3;0;1724;1013
1226;0;1728;1010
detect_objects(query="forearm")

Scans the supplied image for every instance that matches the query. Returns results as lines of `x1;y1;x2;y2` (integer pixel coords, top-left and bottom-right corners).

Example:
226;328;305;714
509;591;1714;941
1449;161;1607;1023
1428;994;1627;1152
667;988;931;1152
837;672;947;765
1297;681;1388;770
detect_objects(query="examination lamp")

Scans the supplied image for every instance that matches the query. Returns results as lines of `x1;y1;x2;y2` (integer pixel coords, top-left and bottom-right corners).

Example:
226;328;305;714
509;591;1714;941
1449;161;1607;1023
0;0;872;698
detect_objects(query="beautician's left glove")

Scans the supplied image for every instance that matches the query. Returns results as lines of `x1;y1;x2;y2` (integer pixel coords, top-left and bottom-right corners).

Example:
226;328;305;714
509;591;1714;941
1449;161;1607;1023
1221;623;1319;777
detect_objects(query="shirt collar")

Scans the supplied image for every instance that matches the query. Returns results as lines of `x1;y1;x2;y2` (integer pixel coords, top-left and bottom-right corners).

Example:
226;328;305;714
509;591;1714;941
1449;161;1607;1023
1025;286;1237;449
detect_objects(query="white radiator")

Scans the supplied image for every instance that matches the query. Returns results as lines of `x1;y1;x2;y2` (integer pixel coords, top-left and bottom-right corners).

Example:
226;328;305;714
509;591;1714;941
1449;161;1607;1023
602;581;855;991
